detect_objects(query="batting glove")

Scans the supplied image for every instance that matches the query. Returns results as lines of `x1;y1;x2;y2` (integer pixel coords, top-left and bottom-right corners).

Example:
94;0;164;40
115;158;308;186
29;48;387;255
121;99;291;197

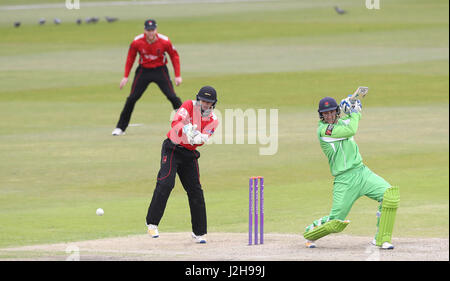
351;99;362;113
340;98;352;115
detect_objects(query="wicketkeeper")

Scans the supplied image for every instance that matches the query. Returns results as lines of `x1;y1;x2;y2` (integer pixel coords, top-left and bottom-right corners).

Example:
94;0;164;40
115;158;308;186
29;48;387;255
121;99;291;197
145;86;219;244
303;95;400;249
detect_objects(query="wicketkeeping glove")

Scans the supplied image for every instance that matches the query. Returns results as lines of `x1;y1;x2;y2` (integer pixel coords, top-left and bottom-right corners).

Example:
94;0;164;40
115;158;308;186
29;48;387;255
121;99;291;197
190;132;209;145
183;124;199;138
183;123;201;145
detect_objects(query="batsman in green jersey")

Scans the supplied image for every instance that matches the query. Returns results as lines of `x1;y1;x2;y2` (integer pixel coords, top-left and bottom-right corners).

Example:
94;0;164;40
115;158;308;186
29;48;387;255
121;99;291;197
303;96;399;249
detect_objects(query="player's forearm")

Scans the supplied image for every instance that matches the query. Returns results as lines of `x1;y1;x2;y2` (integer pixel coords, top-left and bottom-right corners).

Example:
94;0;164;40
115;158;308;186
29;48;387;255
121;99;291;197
171;119;186;137
322;112;361;138
168;49;181;77
124;58;135;78
171;109;190;136
124;46;137;78
336;112;360;138
172;58;181;77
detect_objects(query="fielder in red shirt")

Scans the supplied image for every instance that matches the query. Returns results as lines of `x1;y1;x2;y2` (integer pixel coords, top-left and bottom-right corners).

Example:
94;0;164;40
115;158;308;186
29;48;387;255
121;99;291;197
146;86;219;243
112;19;183;136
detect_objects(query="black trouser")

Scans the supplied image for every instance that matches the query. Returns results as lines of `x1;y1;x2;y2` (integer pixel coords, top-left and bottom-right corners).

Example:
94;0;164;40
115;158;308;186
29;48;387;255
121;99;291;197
116;65;182;131
146;138;207;236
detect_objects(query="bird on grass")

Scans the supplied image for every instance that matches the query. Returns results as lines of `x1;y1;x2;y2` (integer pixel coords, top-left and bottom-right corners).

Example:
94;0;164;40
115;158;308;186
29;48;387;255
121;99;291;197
334;6;347;15
85;17;99;24
105;16;119;23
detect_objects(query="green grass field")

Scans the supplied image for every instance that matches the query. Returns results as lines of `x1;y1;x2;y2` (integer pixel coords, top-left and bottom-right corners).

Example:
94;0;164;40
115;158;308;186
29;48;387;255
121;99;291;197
0;0;448;248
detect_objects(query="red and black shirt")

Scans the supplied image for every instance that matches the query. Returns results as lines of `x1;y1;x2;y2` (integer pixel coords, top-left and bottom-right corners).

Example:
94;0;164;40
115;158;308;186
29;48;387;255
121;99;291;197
124;33;180;78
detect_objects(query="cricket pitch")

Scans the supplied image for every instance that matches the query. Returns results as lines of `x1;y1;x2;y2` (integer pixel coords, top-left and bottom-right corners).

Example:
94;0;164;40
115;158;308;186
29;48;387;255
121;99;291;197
0;233;447;261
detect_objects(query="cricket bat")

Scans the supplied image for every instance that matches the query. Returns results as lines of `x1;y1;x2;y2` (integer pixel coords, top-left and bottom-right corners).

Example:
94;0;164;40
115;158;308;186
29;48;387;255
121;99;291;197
349;86;369;101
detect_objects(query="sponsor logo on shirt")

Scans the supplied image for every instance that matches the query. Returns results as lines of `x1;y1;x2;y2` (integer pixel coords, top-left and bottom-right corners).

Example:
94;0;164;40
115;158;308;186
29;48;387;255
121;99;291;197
325;124;334;136
144;54;159;60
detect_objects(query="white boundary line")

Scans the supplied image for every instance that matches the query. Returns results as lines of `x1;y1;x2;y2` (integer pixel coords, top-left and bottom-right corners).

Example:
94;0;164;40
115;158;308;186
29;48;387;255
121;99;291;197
0;0;272;11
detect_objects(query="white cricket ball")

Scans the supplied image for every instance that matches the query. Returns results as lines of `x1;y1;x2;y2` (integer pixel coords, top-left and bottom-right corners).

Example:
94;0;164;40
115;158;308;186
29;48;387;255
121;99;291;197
96;208;104;216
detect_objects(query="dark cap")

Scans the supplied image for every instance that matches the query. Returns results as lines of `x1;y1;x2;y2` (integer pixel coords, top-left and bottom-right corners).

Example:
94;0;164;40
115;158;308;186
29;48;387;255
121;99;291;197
318;97;339;113
144;19;157;30
196;86;217;105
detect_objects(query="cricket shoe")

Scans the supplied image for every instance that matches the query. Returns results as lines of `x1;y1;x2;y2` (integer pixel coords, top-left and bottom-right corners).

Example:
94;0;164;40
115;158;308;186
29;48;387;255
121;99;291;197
112;128;125;136
371;239;394;250
191;232;207;244
147;224;159;238
305;240;316;248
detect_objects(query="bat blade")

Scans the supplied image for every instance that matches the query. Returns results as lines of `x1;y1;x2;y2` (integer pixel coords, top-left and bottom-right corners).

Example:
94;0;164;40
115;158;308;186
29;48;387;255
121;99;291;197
350;86;369;101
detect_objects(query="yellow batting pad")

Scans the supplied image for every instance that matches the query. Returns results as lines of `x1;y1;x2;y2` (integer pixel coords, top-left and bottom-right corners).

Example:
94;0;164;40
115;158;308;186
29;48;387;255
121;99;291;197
376;186;400;246
303;219;350;241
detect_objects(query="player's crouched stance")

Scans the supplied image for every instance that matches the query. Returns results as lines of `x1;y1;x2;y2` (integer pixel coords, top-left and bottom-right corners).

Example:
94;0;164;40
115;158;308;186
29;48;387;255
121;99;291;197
302;96;399;250
145;86;219;244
